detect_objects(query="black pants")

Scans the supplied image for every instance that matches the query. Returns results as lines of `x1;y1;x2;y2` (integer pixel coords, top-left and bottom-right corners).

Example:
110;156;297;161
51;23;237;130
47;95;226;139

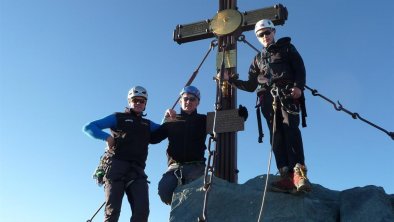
261;92;305;171
104;159;149;222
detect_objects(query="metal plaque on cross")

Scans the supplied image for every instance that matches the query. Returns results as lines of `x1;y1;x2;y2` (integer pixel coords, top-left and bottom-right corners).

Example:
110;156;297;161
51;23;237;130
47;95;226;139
206;109;245;134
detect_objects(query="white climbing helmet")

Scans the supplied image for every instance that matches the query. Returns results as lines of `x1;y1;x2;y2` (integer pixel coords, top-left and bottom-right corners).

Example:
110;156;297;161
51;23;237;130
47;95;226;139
127;86;148;100
254;19;275;34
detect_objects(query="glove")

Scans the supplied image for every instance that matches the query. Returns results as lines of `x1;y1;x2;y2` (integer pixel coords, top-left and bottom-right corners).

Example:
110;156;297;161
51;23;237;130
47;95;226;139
238;105;248;121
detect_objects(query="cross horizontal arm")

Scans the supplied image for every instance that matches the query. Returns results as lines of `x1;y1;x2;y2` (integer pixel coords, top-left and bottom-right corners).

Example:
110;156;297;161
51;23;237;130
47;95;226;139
173;4;288;44
173;20;214;45
241;4;288;33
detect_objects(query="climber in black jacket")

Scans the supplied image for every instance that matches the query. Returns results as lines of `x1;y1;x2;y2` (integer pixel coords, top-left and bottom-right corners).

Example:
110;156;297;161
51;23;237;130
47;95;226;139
151;86;207;205
223;19;311;194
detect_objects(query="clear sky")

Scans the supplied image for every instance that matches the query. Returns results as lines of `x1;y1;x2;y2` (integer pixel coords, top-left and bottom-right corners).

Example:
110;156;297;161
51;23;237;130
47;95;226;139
1;0;393;221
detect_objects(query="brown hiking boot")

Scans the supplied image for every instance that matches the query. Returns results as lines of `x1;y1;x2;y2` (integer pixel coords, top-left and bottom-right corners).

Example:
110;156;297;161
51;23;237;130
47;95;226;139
293;163;312;193
270;166;296;193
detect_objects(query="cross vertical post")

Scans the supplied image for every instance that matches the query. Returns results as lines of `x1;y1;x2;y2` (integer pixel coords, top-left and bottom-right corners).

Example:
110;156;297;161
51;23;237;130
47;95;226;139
215;0;238;183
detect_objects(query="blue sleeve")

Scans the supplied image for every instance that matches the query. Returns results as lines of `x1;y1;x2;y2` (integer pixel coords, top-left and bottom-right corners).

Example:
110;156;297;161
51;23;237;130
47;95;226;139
83;114;117;141
150;120;161;132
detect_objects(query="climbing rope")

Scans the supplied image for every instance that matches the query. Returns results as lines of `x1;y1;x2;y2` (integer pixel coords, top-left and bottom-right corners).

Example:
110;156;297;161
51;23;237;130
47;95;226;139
257;87;280;222
238;35;275;220
171;39;218;110
237;34;393;141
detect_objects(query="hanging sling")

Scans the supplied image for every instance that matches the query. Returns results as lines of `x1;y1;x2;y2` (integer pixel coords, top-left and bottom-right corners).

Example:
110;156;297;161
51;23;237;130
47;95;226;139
255;96;264;143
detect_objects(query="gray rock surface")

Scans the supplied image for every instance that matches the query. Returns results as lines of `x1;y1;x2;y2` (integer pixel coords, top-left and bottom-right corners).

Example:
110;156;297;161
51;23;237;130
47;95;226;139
169;175;394;222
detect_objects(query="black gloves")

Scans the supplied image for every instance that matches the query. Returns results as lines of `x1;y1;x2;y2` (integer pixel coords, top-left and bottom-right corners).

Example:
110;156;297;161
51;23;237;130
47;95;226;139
238;105;248;121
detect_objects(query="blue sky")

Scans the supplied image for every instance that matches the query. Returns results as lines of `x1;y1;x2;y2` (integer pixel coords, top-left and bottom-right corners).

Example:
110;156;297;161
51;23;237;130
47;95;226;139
1;0;393;221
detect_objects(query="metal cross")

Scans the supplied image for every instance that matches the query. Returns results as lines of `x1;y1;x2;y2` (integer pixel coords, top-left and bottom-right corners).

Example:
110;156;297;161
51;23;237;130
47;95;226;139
173;0;288;183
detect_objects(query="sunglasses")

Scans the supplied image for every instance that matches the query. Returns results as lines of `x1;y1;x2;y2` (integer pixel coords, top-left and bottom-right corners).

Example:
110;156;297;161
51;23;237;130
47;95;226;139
257;30;272;38
131;98;146;104
182;97;197;102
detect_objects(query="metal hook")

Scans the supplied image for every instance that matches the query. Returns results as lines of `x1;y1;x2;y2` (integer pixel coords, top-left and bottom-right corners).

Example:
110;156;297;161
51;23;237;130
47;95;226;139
237;34;246;42
210;39;218;48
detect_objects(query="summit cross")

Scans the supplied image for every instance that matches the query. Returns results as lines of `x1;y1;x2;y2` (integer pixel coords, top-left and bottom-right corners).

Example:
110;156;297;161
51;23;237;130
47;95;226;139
173;0;287;183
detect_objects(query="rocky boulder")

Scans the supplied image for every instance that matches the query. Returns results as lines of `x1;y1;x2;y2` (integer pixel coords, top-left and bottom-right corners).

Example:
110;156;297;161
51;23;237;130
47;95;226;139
169;175;394;222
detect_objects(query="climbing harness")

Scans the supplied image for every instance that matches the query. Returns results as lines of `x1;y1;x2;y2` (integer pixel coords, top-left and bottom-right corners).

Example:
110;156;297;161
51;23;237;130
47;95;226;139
86;201;105;222
87;147;128;222
276;84;301;115
171;40;218;110
87;165;138;221
256;87;279;222
238;34;393;140
255;85;300;144
92;148;114;186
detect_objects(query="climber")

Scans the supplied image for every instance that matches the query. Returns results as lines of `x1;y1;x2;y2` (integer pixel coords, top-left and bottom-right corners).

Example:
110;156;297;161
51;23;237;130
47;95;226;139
222;19;311;193
150;86;208;205
83;86;160;222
